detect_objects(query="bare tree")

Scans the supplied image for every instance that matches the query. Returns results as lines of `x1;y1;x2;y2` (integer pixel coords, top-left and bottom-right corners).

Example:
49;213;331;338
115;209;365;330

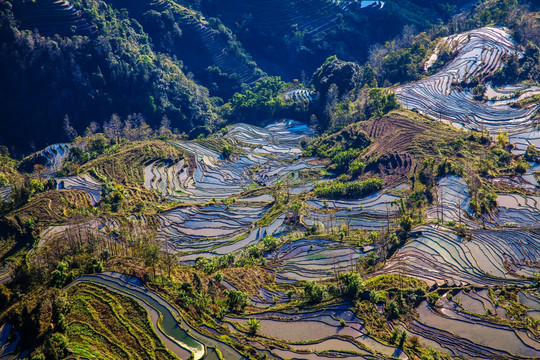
104;114;123;144
123;116;134;140
85;121;99;137
63;114;78;141
161;243;177;279
159;115;172;137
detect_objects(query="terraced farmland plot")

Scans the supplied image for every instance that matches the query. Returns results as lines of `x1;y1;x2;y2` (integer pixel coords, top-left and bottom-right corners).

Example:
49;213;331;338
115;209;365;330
408;301;540;359
265;239;367;282
0;186;12;202
72;272;246;360
225;305;405;359
283;89;314;102
12;0;97;37
450;289;510;319
331;0;385;10
519;291;540;320
57;174;102;205
33;143;71;178
511;129;540;154
150;141;256;202
157;203;269;254
376;225;540;287
306;190;401;231
426;176;475;226
397;27;540;133
491;193;540;228
0;323;26;360
227;120;314;158
150;120;320;202
38;217;121;249
190;21;262;85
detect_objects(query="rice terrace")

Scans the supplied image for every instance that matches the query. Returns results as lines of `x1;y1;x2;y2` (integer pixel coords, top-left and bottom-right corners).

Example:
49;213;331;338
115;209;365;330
0;0;540;359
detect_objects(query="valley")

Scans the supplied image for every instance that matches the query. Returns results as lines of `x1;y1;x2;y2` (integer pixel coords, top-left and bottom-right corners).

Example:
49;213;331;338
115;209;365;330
0;0;539;359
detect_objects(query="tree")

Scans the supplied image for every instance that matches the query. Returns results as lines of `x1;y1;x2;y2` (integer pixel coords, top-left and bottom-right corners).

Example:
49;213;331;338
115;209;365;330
161;248;177;279
142;239;161;278
221;145;232;160
226;289;249;312
63;114;78;141
397;330;407;348
159;115;172;137
400;214;413;234
247;318;260;335
85;121;99;136
340;272;363;299
304;281;325;304
104;114;123;144
496;129;508;148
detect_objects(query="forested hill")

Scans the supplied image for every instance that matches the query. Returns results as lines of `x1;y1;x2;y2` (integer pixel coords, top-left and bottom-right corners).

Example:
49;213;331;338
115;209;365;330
0;0;469;156
1;1;540;360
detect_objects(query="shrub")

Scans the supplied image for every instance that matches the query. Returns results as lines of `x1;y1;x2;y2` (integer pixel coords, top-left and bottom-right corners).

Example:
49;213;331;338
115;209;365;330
304;281;325;304
247;318;261;335
340;272;364;299
387;300;400;319
226;290;249;312
524;144;540;163
427;292;440;305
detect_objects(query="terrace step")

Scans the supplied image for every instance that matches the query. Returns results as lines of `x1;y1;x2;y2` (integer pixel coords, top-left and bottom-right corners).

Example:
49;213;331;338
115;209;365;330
12;0;97;37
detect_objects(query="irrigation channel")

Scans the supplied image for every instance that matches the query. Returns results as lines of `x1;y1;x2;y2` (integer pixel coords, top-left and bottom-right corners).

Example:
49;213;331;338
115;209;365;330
70;271;246;360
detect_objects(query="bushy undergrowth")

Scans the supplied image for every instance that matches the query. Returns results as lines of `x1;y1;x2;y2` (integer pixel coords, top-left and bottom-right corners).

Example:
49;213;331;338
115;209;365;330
314;178;384;199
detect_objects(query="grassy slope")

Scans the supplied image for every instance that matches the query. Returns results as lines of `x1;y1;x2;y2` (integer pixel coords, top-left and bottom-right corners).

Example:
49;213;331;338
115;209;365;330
79;140;184;207
66;282;178;360
5;189;93;233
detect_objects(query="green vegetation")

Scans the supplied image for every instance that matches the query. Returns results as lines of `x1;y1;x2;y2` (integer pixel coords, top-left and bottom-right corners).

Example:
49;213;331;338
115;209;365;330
0;0;216;154
246;318;261;335
314;178;384;199
226;289;250;313
303;281;326;304
221;77;296;123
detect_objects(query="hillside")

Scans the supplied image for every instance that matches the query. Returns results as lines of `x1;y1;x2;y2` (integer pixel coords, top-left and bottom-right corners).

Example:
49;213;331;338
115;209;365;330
0;0;540;360
198;0;471;80
0;0;475;155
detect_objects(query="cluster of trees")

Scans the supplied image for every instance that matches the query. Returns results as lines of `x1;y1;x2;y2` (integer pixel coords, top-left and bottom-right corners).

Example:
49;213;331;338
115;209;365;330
368;27;434;86
221;77;293;123
0;0;216;154
304;133;369;174
194;235;280;273
314;178;384;199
